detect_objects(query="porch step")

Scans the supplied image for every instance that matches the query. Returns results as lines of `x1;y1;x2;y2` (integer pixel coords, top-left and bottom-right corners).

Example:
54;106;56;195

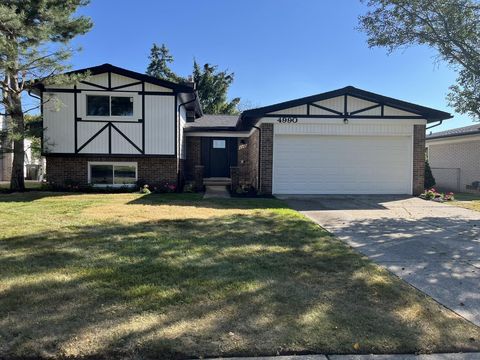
203;177;231;186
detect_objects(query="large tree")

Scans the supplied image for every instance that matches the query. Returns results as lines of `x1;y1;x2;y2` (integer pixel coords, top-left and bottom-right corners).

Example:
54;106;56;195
192;61;240;115
146;43;183;83
359;0;480;120
145;44;240;115
0;0;92;191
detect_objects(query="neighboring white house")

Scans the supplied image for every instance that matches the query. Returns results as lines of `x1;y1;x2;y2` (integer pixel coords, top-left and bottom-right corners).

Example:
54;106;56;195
427;124;480;192
0;115;44;181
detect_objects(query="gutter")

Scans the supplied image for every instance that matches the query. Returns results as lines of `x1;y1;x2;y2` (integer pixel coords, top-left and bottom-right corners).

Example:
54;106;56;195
426;119;443;130
176;92;199;190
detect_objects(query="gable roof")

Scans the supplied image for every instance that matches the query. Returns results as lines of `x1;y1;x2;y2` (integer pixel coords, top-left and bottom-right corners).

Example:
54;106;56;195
239;86;452;129
184;114;240;132
427;124;480;140
34;63;203;117
66;63;197;93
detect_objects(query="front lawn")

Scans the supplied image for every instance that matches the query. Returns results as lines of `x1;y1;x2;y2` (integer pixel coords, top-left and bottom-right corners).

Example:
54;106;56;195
450;192;480;211
1;192;479;359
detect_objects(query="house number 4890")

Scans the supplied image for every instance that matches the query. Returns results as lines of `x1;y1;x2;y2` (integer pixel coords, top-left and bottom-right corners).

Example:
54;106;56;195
277;116;298;124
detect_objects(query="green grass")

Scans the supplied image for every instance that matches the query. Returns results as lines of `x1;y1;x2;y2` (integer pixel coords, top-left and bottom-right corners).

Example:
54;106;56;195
1;192;479;359
449;192;480;211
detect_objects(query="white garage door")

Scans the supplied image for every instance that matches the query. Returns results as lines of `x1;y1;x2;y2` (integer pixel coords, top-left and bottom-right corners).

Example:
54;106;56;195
273;135;412;194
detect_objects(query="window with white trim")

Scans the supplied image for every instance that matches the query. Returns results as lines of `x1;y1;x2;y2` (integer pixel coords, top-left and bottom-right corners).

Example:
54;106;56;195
89;162;137;186
87;95;134;116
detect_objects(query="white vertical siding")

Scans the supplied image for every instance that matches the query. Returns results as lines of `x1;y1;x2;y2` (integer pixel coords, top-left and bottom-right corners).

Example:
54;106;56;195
313;96;344;113
79;128;109;153
111;129;141;154
114;123;142;151
144;83;173;92
43;93;75;153
144;95;175;155
346;96;377;113
270;105;307;115
111;73;135;87
77;122;106;147
85;73;108;87
384;106;418;117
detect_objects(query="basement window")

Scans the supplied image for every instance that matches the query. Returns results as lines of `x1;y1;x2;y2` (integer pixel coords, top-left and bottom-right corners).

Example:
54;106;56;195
89;162;137;186
87;95;134;117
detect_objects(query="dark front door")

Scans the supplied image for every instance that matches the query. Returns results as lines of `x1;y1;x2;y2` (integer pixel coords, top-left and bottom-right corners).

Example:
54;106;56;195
209;138;229;177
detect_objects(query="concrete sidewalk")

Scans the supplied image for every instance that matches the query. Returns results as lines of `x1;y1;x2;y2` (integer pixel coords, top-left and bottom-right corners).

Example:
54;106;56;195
205;353;480;359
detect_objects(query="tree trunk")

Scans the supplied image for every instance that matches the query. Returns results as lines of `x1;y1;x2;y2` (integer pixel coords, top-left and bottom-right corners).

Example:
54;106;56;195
9;92;25;191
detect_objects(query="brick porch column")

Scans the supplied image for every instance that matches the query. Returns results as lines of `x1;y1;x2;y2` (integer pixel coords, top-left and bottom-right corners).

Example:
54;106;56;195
259;123;273;195
413;124;426;195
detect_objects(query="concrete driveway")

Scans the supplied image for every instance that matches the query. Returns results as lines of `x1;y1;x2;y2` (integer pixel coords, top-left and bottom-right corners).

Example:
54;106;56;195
281;195;480;326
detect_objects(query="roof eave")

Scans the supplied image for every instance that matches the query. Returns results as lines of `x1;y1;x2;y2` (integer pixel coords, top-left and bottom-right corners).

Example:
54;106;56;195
427;131;480;141
240;86;452;125
184;126;237;132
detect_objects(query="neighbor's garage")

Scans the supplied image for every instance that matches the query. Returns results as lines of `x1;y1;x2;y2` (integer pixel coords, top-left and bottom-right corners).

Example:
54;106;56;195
273;133;412;194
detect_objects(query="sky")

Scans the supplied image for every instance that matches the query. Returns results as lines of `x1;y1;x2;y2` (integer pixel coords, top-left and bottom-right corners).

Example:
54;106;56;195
67;0;473;133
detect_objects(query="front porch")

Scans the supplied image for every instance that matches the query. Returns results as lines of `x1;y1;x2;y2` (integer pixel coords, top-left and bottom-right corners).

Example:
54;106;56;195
185;133;258;192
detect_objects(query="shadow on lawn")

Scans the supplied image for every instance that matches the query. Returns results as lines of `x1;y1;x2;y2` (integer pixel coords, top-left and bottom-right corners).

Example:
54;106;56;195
0;191;81;202
1;213;479;359
126;192;286;210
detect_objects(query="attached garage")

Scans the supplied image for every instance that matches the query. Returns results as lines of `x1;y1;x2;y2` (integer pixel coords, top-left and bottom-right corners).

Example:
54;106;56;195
239;86;453;195
273;134;412;194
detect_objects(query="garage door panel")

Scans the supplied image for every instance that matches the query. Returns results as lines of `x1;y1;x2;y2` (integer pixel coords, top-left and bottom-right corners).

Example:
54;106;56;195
273;135;411;194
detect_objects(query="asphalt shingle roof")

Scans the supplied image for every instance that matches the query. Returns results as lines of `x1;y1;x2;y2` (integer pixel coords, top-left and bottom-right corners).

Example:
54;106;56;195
427;124;480;140
184;114;240;131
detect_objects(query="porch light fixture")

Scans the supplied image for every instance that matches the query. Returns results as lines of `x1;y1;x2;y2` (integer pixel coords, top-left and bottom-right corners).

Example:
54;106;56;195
343;118;349;124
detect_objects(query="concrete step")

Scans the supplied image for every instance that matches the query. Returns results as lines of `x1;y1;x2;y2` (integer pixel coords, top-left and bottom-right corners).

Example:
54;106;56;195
203;177;231;186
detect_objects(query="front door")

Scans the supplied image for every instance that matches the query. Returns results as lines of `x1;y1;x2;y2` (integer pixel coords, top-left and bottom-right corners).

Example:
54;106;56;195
209;138;229;177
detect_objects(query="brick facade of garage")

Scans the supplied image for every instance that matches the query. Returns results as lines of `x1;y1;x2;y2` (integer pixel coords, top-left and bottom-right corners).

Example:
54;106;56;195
413;124;426;195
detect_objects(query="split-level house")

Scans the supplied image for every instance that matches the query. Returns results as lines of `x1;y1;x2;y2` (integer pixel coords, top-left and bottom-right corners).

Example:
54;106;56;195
34;64;451;195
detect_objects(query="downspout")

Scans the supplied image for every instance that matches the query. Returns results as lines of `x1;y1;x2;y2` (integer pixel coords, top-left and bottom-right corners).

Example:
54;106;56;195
252;124;261;191
177;92;198;191
426;120;443;130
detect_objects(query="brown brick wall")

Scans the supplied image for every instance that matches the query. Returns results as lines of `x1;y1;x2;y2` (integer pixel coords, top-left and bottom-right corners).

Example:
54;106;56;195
248;130;260;187
185;137;201;181
46;155;178;186
413;124;426;195
238;138;248;183
234;128;262;190
259;123;273;194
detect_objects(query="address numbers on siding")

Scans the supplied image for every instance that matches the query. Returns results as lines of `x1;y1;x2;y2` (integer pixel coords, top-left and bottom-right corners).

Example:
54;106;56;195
277;116;298;124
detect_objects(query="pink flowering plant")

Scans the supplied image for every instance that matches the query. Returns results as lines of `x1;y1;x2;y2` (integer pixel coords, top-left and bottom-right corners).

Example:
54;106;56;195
420;188;454;202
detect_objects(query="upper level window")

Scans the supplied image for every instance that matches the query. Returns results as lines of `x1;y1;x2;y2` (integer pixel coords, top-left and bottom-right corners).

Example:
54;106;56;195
87;95;133;117
87;95;109;116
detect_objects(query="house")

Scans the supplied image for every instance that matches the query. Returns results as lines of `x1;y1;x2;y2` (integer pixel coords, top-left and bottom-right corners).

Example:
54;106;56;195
426;124;480;192
34;63;452;195
0;115;43;181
